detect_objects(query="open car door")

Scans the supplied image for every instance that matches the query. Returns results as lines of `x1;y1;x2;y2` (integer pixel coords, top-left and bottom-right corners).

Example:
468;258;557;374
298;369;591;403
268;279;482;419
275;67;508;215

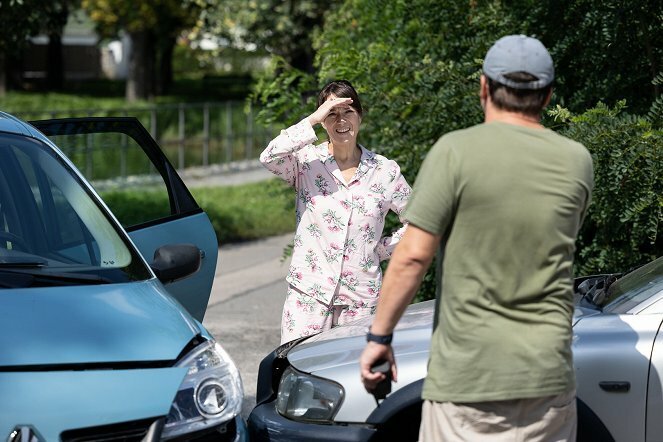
30;117;218;321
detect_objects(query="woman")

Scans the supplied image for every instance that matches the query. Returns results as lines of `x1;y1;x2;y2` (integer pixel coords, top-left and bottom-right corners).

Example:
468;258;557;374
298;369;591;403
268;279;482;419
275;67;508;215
260;80;411;343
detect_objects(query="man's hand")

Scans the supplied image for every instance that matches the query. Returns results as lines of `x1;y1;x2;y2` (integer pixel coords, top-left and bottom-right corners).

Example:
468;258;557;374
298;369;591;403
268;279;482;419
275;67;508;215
360;342;397;392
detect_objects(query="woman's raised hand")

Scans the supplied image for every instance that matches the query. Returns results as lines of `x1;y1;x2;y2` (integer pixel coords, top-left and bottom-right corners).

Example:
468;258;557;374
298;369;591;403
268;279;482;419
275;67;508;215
308;97;353;126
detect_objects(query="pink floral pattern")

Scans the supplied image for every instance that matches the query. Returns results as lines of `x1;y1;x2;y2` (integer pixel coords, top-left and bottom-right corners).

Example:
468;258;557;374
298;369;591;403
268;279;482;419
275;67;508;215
260;119;411;310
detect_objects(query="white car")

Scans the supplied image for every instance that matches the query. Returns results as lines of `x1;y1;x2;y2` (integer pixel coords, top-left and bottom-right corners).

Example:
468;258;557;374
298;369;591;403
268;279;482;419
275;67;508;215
248;256;663;442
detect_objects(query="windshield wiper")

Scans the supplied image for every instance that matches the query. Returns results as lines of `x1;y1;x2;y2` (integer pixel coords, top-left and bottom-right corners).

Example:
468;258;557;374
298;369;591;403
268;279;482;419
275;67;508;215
0;268;112;287
0;258;48;268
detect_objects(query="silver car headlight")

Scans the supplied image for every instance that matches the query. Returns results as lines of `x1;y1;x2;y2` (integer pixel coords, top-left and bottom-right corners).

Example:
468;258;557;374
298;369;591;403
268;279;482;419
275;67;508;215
162;340;243;439
275;366;344;422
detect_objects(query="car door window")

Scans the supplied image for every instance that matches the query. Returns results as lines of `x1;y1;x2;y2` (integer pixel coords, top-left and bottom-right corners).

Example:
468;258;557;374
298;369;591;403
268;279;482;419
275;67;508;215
46;130;171;227
31;118;202;231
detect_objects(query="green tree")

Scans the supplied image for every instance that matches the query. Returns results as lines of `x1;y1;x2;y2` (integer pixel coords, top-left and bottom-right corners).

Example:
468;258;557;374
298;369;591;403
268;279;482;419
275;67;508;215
0;0;86;94
517;0;663;114
551;101;662;274
83;0;202;100
196;0;340;74
43;1;81;91
0;1;36;94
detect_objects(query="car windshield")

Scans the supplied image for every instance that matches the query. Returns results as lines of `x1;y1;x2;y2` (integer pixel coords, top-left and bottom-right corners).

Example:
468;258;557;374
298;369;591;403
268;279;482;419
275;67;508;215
601;256;663;313
0;132;151;287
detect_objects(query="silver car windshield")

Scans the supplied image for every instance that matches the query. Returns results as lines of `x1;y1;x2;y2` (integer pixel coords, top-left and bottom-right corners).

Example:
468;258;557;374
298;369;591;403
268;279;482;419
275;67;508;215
0;133;151;287
602;257;663;313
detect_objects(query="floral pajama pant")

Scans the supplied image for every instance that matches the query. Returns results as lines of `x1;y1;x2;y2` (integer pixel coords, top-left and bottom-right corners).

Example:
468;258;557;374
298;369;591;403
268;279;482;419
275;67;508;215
281;284;377;344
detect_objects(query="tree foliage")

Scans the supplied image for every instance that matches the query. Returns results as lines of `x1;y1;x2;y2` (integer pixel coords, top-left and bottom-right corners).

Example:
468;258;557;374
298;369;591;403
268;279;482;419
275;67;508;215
83;0;203;99
195;0;340;73
551;101;662;275
521;0;663;114
0;0;75;94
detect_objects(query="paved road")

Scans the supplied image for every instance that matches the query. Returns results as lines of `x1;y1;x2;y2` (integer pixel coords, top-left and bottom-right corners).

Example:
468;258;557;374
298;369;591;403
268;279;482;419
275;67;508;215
180;160;272;188
202;233;292;419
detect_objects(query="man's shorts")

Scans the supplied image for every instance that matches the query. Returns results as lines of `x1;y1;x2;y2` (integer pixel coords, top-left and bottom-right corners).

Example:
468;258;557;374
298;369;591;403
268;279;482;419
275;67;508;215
419;389;577;442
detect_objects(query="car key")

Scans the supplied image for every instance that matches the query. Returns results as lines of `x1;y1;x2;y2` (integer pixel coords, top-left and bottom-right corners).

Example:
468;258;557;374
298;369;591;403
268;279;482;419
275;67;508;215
370;359;392;402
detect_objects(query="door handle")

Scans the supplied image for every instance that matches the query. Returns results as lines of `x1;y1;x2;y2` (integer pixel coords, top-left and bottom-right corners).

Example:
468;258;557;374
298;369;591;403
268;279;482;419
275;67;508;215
599;381;630;392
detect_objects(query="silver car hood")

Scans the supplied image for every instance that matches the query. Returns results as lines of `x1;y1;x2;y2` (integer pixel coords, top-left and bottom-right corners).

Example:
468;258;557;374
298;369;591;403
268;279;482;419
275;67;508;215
288;299;597;373
288;300;434;373
285;299;597;423
573;305;601;325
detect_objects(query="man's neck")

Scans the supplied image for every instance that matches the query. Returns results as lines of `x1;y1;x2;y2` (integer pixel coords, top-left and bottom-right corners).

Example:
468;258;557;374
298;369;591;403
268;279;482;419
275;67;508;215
484;105;544;129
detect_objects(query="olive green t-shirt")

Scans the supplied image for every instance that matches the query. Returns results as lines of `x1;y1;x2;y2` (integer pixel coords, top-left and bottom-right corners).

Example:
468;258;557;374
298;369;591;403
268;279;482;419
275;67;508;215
404;122;593;403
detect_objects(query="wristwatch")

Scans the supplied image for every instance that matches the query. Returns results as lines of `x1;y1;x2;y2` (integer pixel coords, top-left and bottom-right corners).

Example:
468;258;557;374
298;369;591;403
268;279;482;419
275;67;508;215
366;328;393;345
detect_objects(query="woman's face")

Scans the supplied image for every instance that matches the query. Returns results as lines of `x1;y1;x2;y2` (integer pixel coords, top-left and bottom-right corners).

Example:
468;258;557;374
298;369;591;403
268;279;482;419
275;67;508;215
322;94;362;145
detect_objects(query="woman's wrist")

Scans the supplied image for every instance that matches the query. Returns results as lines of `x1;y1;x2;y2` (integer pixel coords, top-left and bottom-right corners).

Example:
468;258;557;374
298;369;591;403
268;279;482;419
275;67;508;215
307;115;320;127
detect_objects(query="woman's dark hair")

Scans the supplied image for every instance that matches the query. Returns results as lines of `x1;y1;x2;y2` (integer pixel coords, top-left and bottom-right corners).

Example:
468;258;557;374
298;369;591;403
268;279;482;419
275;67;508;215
487;72;552;118
317;80;363;118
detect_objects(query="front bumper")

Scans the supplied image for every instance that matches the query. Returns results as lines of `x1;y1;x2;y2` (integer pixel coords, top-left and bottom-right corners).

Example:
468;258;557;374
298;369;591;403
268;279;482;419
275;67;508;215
247;401;375;442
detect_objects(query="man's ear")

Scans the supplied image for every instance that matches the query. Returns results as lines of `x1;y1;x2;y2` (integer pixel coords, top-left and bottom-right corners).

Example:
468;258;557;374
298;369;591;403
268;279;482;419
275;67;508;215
480;75;489;101
543;88;553;108
480;75;489;109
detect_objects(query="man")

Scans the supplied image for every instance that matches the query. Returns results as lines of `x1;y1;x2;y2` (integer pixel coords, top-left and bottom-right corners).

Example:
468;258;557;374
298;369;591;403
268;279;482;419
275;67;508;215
360;35;593;441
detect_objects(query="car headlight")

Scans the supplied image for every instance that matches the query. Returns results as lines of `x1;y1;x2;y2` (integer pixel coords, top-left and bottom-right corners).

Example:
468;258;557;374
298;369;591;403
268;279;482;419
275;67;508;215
275;366;344;422
162;340;243;439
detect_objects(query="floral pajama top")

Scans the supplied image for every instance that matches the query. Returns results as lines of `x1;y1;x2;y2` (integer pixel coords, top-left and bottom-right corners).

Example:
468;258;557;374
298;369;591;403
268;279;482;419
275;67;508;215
260;119;411;308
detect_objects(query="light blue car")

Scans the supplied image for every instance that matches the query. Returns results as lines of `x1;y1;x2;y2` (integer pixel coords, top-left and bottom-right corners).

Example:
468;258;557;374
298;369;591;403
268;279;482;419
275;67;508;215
0;112;246;441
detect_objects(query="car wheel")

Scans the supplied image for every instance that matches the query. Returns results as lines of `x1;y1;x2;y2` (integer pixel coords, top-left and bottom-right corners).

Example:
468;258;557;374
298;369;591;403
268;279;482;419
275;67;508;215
371;402;422;442
576;399;614;442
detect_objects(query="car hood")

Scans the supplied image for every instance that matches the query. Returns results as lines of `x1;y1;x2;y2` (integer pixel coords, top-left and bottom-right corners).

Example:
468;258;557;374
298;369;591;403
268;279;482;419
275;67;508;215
572;305;601;325
288;300;434;374
288;299;597;373
0;279;200;367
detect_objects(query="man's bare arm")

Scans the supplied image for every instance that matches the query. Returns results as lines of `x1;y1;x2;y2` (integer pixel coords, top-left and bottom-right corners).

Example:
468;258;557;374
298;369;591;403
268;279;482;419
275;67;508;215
371;225;440;335
360;225;440;390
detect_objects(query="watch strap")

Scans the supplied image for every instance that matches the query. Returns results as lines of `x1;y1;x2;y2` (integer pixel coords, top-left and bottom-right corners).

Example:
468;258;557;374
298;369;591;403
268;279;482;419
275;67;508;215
366;329;393;345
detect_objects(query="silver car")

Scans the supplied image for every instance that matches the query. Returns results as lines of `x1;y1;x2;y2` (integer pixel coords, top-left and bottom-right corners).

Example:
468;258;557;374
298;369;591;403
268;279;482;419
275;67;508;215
248;256;663;441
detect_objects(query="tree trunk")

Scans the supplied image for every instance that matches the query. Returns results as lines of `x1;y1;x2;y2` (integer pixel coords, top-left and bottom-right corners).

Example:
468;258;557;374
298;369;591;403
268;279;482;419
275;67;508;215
288;48;316;74
126;30;156;101
46;33;64;90
156;36;176;96
0;52;6;97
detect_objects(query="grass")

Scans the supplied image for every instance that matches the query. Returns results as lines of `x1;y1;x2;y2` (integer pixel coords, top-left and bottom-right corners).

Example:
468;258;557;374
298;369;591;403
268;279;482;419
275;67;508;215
0;76;255;113
192;179;295;244
101;178;295;244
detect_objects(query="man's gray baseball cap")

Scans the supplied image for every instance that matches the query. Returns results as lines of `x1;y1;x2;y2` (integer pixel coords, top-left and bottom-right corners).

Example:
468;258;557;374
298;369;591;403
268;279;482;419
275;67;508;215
483;35;554;90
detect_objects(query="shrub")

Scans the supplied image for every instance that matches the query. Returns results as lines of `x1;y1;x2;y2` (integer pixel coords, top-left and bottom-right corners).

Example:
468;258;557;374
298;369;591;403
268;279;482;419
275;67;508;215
551;101;662;274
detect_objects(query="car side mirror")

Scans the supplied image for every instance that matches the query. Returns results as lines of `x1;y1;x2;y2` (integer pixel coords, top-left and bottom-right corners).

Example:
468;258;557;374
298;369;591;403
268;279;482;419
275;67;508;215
574;273;621;307
150;244;202;284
